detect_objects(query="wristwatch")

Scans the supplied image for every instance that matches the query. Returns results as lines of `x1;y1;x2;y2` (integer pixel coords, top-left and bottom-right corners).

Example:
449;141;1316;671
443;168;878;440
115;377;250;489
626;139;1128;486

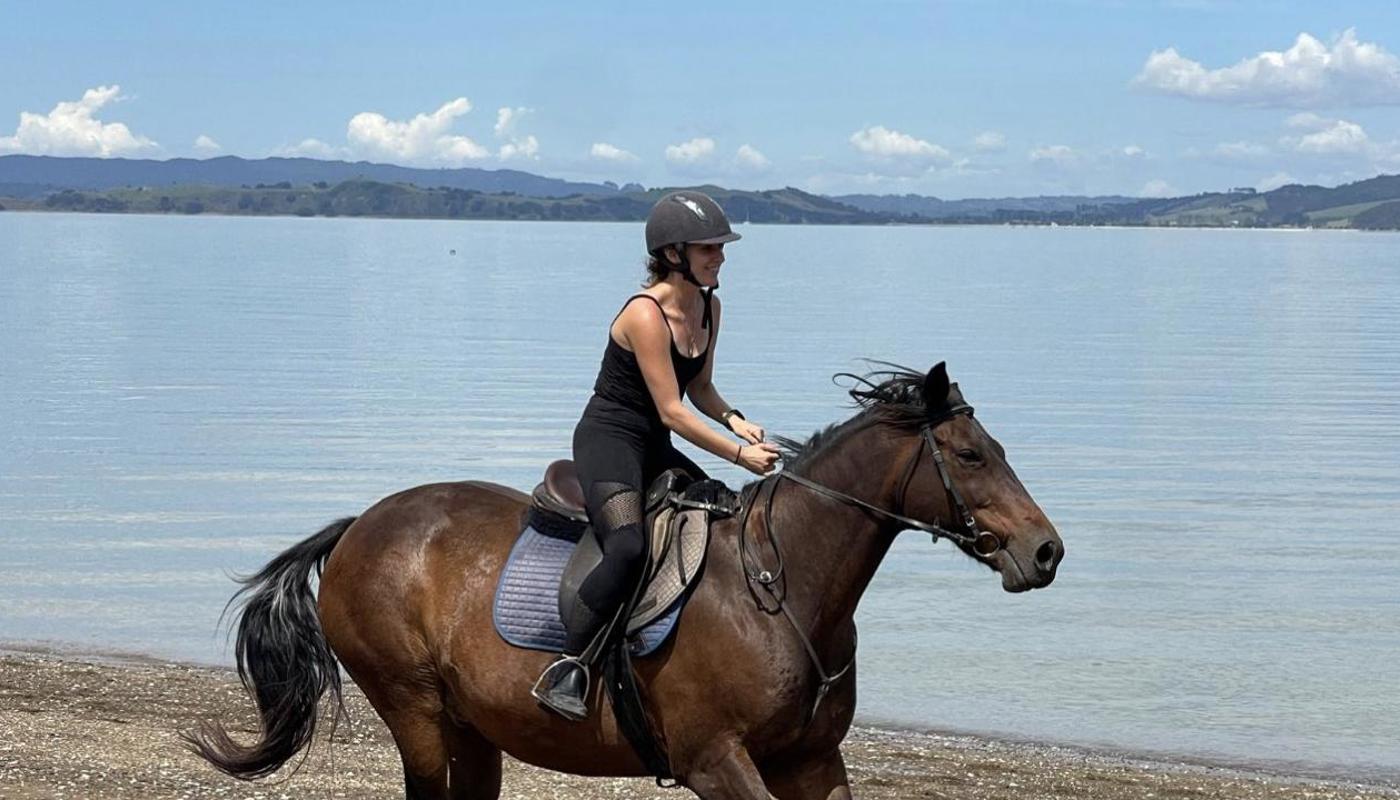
721;409;746;430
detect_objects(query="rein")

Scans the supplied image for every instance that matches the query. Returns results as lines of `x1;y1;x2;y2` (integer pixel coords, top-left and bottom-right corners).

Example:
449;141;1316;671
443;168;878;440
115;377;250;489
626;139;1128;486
735;404;999;724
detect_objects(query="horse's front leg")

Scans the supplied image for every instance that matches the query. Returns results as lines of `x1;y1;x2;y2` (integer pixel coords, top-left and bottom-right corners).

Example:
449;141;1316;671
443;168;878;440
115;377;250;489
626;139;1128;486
761;748;852;800
682;739;776;800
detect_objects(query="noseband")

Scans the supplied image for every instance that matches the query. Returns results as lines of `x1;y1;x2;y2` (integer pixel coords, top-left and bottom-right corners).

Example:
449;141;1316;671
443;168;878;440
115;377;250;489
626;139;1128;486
735;402;999;724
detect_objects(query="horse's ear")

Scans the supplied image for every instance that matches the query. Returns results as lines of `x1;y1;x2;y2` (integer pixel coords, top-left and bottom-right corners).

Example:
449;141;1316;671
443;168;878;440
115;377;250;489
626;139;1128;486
923;362;950;412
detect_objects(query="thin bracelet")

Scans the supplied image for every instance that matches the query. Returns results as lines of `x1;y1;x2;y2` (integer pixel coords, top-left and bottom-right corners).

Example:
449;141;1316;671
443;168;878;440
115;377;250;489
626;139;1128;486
733;443;744;464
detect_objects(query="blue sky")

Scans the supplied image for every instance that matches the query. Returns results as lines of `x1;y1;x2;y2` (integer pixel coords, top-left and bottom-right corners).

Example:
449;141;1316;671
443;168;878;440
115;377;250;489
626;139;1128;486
5;1;1400;198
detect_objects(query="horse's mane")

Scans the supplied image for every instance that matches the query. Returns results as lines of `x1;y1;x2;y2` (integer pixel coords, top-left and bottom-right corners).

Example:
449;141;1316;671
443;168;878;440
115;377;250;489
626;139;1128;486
748;361;934;493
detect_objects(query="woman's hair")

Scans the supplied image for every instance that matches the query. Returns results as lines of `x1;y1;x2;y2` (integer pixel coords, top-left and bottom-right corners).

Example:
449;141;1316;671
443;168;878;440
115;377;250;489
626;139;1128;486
642;250;673;286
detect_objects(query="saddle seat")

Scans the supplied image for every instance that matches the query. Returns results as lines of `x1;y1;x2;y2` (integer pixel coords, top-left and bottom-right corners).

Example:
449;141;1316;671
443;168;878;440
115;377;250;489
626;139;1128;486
533;460;588;523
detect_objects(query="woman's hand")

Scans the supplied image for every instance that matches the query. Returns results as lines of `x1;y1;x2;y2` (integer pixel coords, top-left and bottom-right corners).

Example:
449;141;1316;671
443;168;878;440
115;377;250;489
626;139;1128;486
730;417;766;445
737;442;781;475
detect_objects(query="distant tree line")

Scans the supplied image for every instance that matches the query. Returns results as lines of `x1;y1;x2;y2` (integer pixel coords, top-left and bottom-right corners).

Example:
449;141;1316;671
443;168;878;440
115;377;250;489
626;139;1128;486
7;175;1400;230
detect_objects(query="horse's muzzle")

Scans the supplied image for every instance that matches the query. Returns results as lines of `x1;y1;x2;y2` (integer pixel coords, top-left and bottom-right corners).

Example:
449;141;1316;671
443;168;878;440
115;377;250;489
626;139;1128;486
1000;534;1063;592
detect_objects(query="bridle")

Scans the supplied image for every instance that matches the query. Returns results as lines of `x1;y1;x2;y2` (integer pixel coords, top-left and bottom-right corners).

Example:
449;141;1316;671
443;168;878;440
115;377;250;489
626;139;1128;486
735;402;1000;723
738;402;1000;576
778;403;1001;557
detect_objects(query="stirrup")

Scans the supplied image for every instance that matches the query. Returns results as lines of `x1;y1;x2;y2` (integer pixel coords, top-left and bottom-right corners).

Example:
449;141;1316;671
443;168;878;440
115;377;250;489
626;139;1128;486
531;655;591;721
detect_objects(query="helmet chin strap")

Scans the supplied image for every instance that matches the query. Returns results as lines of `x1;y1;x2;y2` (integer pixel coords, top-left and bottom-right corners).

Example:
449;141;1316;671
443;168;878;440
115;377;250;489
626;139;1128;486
670;245;716;329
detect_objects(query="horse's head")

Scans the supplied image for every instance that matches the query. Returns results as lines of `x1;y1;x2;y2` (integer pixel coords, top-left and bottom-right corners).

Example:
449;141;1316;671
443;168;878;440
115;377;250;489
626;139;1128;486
906;362;1063;592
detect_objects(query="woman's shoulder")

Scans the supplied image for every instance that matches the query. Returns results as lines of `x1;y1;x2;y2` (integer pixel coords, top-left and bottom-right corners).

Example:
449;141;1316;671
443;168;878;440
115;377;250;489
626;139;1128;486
619;291;668;321
613;291;671;345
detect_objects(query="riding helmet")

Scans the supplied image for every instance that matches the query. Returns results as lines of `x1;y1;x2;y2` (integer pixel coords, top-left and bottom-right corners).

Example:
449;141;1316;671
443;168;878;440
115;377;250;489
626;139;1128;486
644;191;741;254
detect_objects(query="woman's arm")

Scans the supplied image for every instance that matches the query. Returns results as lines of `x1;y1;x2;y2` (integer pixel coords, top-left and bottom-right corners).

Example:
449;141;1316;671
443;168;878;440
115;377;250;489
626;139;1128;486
685;297;765;444
685;295;729;421
620;298;754;465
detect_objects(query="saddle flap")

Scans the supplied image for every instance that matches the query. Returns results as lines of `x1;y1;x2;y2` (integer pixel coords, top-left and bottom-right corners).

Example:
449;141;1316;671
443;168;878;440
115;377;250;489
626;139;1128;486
556;507;678;625
626;508;709;633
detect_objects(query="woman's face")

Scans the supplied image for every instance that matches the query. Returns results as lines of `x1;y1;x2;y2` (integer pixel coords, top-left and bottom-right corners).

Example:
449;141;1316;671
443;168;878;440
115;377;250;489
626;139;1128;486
681;242;726;287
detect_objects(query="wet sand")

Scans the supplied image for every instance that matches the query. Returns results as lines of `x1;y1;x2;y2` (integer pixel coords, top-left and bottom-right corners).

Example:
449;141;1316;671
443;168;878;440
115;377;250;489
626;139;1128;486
1;646;1394;799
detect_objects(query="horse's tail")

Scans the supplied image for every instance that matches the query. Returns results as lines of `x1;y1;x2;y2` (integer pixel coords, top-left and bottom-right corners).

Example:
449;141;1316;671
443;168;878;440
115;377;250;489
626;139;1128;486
184;516;356;780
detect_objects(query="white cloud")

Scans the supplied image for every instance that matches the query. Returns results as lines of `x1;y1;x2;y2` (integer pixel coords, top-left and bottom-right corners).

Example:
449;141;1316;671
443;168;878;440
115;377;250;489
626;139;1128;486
665;137;716;164
1140;179;1177;198
193;134;221;154
849;125;949;161
1029;144;1077;165
1133;29;1400;107
590;142;638;162
498;135;539;160
346;97;489;164
491;107;538;160
735;144;771;171
1257;171;1296;191
275;138;347;159
1213;140;1270;159
973;130;1007;152
494;106;530;138
1286;112;1329;130
1280;112;1371;155
948;156;1000;176
1122;145;1146;157
1295;119;1369;154
0;85;157;157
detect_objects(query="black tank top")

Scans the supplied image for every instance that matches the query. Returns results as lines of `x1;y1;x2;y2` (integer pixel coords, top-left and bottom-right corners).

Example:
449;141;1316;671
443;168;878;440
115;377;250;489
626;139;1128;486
591;293;713;421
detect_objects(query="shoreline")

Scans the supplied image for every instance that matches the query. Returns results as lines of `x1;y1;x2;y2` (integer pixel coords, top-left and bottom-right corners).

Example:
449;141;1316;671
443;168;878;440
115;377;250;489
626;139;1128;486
6;639;1392;788
3;206;1398;234
1;643;1395;799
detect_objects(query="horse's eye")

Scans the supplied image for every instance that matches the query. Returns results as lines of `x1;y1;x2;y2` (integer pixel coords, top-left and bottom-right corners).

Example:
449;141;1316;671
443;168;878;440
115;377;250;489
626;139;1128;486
956;449;982;463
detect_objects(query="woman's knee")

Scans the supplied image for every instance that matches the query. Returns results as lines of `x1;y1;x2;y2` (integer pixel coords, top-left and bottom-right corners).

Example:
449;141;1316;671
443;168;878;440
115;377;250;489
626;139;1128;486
599;526;646;567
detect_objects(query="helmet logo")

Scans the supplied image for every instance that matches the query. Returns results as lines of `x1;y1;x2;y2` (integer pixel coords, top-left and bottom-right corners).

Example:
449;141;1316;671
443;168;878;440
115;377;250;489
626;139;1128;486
673;195;707;220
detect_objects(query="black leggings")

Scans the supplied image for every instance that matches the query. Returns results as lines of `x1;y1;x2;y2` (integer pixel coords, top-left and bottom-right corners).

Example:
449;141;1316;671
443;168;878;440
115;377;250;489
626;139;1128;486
569;398;707;651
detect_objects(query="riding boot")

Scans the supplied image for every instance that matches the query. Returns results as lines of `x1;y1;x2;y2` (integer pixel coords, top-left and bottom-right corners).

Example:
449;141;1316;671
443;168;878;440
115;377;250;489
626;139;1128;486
533;599;609;721
532;656;590;721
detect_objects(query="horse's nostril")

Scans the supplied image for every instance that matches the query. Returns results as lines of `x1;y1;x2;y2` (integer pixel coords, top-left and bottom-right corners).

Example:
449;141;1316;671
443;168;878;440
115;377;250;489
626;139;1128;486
1035;540;1058;571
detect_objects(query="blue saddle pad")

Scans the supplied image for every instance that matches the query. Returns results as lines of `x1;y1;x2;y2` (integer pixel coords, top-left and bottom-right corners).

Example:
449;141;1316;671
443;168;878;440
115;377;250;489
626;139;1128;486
492;524;683;657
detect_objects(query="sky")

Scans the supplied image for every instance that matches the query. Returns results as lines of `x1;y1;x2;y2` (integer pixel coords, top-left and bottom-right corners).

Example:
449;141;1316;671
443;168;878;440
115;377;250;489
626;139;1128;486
4;1;1400;199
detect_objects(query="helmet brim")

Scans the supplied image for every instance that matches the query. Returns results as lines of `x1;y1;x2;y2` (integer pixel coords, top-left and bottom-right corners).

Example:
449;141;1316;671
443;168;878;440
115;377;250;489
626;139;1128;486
690;232;742;245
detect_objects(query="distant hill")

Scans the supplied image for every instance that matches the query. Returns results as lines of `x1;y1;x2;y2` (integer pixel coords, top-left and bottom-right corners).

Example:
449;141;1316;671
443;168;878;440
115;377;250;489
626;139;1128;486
834;174;1400;229
1027;173;1400;228
0;155;620;199
3;155;1399;230
6;180;891;225
833;193;1139;218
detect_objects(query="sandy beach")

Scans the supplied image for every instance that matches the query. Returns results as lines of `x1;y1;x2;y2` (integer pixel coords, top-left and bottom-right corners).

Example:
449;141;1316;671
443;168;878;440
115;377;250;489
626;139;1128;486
0;646;1393;800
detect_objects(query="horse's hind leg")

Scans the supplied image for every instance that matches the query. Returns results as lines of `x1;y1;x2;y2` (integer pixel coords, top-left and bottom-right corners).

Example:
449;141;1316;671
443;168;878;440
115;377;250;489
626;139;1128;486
362;685;501;800
378;702;450;799
443;721;502;799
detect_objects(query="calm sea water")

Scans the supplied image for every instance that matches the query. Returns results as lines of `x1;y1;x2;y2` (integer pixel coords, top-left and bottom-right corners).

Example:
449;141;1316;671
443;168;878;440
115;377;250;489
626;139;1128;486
2;213;1398;781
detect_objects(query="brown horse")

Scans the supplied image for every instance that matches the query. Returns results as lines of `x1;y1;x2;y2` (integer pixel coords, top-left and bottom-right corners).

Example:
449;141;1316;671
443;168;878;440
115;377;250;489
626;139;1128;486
189;362;1063;799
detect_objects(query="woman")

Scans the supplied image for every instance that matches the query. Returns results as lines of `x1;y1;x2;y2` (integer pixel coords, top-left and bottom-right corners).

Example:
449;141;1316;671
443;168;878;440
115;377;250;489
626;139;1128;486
535;191;781;720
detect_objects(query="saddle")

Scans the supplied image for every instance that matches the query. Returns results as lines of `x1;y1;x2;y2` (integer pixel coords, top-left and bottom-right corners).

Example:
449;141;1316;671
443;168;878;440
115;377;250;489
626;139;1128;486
492;460;739;784
493;460;739;655
549;463;717;635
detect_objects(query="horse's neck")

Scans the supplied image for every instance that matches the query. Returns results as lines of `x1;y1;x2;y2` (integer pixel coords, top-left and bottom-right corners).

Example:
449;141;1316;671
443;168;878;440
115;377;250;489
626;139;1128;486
763;422;907;643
